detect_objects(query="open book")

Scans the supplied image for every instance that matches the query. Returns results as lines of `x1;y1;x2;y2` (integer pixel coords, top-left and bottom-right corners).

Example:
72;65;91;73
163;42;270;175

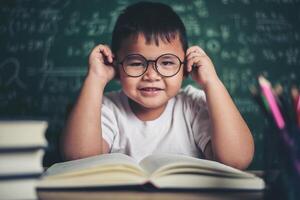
38;153;265;190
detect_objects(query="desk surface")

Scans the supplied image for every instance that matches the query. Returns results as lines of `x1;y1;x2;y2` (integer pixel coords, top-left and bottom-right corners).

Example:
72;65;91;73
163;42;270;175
38;190;264;200
38;171;267;200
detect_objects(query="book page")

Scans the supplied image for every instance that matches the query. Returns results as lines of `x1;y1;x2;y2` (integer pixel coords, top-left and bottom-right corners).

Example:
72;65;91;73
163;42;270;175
0;120;48;148
45;153;144;177
151;173;265;190
139;153;254;178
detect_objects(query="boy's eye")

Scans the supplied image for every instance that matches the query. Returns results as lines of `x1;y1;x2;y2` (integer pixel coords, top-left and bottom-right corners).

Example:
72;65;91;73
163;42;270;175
159;60;177;68
127;61;144;67
161;61;175;65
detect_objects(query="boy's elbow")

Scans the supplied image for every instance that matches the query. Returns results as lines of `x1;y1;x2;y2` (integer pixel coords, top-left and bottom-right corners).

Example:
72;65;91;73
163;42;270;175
62;152;98;161
222;135;255;170
215;147;254;170
61;141;110;161
221;155;253;170
62;149;101;161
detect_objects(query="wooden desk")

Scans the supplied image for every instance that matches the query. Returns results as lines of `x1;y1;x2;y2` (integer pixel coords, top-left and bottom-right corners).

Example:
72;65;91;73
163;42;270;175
38;190;264;200
38;171;266;200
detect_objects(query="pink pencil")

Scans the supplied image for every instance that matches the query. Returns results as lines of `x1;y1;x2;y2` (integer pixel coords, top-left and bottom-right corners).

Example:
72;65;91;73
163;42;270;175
258;76;285;129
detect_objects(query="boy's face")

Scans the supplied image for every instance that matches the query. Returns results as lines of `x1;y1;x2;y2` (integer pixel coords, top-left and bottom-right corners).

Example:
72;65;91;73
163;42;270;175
117;33;185;116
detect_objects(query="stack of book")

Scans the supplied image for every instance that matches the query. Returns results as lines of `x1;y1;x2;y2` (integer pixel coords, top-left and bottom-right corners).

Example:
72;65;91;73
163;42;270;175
0;120;48;200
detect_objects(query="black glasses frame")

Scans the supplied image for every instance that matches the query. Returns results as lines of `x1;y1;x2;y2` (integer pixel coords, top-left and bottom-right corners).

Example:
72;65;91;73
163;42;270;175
117;53;185;78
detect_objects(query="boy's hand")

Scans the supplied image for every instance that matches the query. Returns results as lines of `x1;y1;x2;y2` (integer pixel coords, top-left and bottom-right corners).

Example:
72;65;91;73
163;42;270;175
88;44;116;85
186;46;219;89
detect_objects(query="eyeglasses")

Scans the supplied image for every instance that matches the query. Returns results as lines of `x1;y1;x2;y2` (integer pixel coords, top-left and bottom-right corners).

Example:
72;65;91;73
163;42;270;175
117;53;184;77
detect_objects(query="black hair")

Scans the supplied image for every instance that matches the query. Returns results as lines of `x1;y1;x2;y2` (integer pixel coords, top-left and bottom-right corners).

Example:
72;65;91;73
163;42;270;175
111;1;188;55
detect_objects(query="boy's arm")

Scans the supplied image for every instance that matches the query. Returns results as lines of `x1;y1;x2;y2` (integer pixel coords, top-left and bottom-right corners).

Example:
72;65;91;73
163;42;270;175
186;46;254;170
61;44;115;161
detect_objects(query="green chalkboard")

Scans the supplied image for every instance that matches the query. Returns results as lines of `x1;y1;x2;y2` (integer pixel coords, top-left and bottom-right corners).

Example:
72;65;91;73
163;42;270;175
0;0;299;168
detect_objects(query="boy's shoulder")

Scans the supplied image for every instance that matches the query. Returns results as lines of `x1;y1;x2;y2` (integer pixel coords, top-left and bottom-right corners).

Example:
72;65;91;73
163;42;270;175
178;85;206;101
176;85;208;110
172;85;208;115
104;90;122;99
102;90;125;109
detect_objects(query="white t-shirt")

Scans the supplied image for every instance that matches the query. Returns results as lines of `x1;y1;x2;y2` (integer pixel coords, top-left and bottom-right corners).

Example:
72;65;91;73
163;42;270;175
101;85;211;162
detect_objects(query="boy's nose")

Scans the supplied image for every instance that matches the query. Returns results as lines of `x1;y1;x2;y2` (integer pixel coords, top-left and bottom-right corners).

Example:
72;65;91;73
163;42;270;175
142;62;161;81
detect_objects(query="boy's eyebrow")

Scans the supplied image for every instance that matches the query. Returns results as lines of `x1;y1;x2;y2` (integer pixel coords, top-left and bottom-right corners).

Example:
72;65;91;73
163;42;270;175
124;53;174;60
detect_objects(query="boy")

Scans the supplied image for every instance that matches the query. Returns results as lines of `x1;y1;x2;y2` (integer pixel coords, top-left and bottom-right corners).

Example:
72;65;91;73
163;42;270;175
62;2;254;170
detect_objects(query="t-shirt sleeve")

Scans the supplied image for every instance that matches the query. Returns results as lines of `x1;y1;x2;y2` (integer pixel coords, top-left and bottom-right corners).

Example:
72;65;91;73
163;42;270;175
101;96;118;149
183;86;212;153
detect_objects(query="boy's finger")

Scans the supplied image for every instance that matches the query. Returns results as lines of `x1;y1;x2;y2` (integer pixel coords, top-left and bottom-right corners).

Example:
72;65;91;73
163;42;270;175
105;48;114;63
186;46;200;54
186;52;205;69
186;46;206;57
186;48;197;57
186;55;205;72
104;46;114;63
186;51;201;60
186;54;198;72
186;59;195;72
96;44;108;54
99;46;114;64
192;57;204;68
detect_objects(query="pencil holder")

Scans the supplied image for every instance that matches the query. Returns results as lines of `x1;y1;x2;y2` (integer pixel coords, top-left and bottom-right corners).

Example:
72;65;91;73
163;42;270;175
263;126;282;200
264;127;300;200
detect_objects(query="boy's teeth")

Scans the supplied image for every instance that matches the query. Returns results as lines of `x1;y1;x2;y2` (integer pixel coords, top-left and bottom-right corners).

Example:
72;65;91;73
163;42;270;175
142;88;159;91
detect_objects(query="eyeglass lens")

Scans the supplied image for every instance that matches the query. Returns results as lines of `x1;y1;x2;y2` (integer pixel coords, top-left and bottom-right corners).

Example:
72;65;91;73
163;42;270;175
122;54;181;77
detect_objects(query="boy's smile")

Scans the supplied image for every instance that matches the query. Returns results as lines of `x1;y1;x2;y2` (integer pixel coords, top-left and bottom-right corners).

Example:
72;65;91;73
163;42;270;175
138;86;164;96
117;33;185;121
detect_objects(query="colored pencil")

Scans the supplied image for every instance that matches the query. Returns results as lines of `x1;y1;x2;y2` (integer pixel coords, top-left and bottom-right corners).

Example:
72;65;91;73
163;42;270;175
258;76;285;129
273;84;292;125
291;86;300;128
249;85;270;117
